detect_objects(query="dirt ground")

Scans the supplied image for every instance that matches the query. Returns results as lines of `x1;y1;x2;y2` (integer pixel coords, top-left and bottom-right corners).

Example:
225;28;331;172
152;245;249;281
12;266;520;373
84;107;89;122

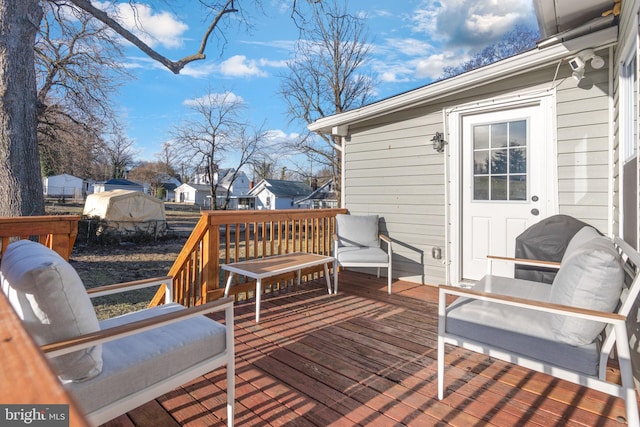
47;202;201;319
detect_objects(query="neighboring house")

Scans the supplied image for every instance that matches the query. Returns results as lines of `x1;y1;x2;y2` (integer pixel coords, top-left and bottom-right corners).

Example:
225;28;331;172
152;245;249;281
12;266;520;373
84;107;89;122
217;169;251;196
309;0;635;287
249;179;313;210
93;178;145;194
42;173;84;198
175;183;212;207
156;174;181;201
159;182;178;202
296;179;338;209
175;169;252;207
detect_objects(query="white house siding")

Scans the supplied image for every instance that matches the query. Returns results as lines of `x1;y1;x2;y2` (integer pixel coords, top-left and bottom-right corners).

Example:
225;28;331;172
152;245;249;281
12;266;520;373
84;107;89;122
345;106;447;285
342;61;613;285
555;61;611;233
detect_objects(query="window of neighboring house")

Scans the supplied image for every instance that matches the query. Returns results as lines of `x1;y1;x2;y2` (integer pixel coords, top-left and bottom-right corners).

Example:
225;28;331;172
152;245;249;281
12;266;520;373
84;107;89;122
266;196;271;207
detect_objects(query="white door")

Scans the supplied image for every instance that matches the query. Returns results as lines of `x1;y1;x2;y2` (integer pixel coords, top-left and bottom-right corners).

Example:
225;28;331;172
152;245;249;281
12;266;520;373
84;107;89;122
461;105;549;280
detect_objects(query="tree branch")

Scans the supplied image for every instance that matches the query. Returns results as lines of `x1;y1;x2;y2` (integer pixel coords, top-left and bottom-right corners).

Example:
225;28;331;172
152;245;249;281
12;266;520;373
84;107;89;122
67;0;239;74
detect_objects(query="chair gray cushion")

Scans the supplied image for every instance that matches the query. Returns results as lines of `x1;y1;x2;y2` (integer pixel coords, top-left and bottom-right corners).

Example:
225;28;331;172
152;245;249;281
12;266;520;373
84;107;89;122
336;214;379;248
66;302;227;415
336;246;389;264
561;226;601;263
550;236;624;345
0;240;102;382
446;276;600;375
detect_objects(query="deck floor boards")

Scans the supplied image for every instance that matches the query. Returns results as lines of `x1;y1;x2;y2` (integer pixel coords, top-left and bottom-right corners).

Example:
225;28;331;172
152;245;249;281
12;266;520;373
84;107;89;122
104;271;635;426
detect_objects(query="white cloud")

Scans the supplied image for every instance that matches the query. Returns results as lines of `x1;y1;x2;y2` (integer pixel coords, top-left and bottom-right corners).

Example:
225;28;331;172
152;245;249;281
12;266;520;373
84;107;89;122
183;91;245;107
384;38;434;56
220;55;268;77
95;1;188;49
411;0;536;49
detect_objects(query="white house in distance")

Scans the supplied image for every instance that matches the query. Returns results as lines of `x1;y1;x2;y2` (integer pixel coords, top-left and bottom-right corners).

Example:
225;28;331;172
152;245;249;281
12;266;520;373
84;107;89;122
309;0;638;287
43;173;84;198
93;178;145;194
296;179;338;209
249;179;313;210
175;169;251;208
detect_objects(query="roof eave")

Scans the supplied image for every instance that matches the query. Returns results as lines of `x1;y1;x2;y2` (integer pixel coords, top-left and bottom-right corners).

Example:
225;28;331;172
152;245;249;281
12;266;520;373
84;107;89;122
308;25;617;134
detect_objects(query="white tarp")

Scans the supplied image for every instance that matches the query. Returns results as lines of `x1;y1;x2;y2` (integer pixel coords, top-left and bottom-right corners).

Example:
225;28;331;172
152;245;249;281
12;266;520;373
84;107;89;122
83;190;166;233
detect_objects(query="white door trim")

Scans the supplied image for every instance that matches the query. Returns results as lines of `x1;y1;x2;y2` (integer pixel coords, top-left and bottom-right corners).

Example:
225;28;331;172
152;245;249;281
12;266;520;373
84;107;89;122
445;92;558;285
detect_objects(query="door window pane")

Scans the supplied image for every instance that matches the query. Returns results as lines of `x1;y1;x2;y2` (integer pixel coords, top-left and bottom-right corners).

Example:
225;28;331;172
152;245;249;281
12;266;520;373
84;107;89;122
474;176;489;199
474;151;489;174
509;175;527;200
474;125;490;149
491;123;508;148
472;120;527;201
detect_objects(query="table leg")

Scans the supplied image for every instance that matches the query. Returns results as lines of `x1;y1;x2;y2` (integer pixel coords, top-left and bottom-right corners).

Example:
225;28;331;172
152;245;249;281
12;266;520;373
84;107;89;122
224;273;234;297
323;262;332;294
255;278;262;322
296;270;301;286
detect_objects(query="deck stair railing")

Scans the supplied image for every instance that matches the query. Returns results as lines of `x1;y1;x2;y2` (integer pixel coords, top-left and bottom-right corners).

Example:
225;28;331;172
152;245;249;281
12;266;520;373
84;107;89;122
151;208;347;307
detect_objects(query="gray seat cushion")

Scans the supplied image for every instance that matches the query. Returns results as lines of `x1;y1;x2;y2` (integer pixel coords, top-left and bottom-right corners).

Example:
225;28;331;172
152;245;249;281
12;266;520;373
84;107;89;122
550;236;624;346
336;246;389;264
446;276;600;375
66;302;227;414
336;214;380;248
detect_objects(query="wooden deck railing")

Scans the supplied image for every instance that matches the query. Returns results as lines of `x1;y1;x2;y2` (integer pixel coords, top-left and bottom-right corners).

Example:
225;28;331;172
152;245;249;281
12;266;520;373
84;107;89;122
0;215;80;260
151;208;347;307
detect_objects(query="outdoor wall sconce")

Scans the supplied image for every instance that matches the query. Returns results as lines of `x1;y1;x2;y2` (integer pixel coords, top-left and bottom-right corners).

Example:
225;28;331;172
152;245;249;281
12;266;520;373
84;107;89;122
431;132;447;153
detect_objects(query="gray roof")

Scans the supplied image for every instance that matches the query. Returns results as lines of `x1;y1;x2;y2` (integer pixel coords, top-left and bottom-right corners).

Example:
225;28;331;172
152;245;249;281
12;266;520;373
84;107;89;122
259;179;313;198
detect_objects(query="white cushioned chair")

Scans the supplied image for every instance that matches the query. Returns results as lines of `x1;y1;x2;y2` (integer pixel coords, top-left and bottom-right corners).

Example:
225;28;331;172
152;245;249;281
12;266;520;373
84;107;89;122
333;214;393;294
0;240;235;426
437;228;640;427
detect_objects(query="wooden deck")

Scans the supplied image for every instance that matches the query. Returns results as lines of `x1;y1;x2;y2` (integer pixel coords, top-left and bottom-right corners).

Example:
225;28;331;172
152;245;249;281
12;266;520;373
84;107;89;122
103;271;633;426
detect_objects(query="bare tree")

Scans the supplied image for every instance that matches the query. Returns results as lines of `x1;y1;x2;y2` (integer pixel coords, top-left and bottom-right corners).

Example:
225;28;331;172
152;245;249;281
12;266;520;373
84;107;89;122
441;24;539;79
102;129;137;179
155;141;184;179
36;2;128;178
172;90;267;209
280;0;374;206
0;0;266;216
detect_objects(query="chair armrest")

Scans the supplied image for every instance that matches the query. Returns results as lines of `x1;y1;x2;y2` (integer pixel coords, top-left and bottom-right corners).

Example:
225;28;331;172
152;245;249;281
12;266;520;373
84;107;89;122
42;297;234;358
486;255;560;275
87;276;172;302
379;234;392;252
439;285;624;324
486;255;561;269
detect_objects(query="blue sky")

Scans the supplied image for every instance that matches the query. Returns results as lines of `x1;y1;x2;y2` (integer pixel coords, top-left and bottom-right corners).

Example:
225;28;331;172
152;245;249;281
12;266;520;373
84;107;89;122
107;0;538;168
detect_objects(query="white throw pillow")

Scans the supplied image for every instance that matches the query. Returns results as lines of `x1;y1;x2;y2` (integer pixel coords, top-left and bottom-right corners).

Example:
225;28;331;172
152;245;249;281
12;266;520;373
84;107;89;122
0;240;102;381
550;236;624;346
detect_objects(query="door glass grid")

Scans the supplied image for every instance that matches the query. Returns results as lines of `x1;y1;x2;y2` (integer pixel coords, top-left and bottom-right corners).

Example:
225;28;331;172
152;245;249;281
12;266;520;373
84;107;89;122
473;120;527;201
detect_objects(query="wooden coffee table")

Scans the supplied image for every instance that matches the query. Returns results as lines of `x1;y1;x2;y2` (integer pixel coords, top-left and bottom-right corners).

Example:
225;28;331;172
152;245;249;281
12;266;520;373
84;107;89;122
222;252;334;322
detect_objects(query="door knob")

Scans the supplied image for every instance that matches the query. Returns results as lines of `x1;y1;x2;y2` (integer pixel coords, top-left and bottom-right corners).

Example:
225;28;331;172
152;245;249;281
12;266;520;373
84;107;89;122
531;208;539;216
